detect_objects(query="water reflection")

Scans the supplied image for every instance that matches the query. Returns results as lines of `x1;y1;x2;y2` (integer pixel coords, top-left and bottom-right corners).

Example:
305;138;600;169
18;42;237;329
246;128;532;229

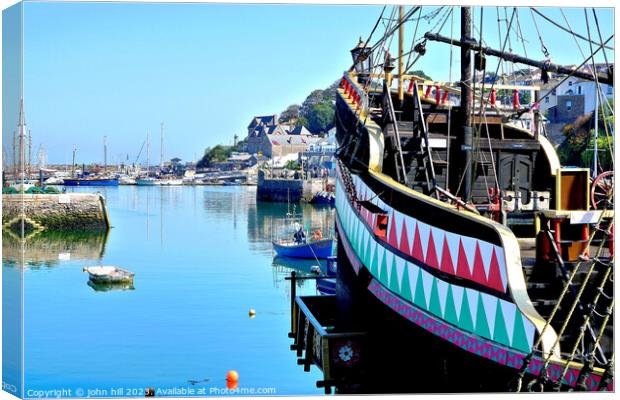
87;280;135;292
2;229;109;269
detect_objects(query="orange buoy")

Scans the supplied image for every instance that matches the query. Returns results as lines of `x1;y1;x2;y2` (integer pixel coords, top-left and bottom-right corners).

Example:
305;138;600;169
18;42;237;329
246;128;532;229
226;370;239;382
226;380;238;390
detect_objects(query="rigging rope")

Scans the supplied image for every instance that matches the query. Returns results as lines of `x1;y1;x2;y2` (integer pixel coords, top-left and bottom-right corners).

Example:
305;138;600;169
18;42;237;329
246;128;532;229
530;8;614;50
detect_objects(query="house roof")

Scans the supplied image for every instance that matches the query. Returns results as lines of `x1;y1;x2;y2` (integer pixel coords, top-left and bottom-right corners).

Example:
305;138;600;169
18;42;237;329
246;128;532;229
268;134;320;146
247;115;278;130
288;125;311;135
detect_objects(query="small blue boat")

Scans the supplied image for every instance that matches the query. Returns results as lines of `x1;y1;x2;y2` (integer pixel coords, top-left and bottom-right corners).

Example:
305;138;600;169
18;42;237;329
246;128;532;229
316;277;336;295
63;178;119;186
272;238;334;259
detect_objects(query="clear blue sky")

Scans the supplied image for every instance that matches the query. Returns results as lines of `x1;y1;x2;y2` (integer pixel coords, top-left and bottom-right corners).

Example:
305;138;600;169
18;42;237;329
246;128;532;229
13;3;616;165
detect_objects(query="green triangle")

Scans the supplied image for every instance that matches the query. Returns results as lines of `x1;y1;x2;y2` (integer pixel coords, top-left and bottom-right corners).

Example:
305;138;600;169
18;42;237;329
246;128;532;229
359;230;367;262
444;284;459;326
474;293;491;339
357;230;364;260
413;269;427;310
400;263;413;302
389;256;400;294
493;299;511;347
458;290;474;333
428;278;443;318
365;235;373;267
351;218;358;251
369;243;379;277
379;248;389;286
511;308;531;353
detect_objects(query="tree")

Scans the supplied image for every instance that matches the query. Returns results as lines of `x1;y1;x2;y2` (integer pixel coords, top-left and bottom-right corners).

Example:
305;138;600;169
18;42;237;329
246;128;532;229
280;104;301;123
407;70;432;80
306;102;335;133
196;145;233;168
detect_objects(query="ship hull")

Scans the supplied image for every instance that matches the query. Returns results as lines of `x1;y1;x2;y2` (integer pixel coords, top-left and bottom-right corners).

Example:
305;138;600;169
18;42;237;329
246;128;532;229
63;178;119;186
334;164;613;391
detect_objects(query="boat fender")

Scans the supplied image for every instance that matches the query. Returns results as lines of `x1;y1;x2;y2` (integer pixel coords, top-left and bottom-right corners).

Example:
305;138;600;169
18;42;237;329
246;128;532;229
310;266;321;275
82;267;88;272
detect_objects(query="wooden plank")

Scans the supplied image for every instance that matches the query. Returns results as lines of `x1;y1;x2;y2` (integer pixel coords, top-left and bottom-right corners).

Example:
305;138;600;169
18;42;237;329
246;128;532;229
426;113;447;124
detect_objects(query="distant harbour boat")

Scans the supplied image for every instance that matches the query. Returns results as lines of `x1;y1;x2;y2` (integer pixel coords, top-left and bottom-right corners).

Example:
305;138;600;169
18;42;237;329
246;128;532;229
83;266;134;284
136;177;160;186
159;179;183;186
272;238;334;259
63;177;119;186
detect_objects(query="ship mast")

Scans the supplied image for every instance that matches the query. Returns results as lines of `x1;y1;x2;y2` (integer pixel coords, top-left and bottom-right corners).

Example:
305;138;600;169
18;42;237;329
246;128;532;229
146;131;150;177
460;7;474;201
18;99;26;183
398;6;405;103
160;122;164;171
103;135;108;174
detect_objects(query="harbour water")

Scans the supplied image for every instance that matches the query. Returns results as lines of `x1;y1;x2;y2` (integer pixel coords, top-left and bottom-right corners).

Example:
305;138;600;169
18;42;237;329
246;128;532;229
6;186;336;397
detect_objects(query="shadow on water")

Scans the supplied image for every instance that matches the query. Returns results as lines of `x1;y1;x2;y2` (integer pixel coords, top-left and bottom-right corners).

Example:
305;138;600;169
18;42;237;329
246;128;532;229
2;229;109;269
86;280;135;292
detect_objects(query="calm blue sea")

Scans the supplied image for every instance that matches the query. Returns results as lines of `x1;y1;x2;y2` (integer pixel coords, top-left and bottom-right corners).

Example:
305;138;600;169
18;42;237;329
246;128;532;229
7;185;335;397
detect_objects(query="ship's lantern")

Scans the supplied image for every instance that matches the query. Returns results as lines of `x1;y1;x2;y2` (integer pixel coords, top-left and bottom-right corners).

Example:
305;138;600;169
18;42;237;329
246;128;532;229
351;37;373;77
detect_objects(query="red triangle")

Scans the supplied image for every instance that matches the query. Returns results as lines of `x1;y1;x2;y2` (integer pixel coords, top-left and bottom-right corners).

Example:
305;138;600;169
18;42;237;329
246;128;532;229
425;229;440;269
388;211;399;247
487;248;505;293
472;241;487;286
399;219;411;255
412;223;424;261
456;239;471;279
440;235;455;275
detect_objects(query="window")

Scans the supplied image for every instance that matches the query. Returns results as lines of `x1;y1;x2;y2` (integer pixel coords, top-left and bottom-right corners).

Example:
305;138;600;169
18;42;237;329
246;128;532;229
578;86;582;94
566;89;574;95
545;97;549;103
566;100;572;111
568;81;573;86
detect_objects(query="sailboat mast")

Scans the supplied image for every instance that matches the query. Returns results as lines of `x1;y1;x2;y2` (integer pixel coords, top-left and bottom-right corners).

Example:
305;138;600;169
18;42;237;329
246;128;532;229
398;5;405;103
146;131;150;177
160;122;164;171
104;135;108;174
460;6;473;201
72;145;77;178
28;130;32;179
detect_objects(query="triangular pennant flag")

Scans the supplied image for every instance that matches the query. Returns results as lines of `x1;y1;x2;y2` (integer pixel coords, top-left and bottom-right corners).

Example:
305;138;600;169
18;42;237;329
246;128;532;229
500;300;516;345
458;289;474;332
412;223;425;262
369;241;379;277
511;309;531;353
399;219;411;255
493;298;511;347
461;236;477;275
487;248;505;293
379;246;389;285
472;241;488;286
388;210;399;248
436;279;449;316
428;277;443;318
444;284;459;326
401;262;414;302
456;239;472;280
481;292;497;335
425;229;440;269
440;234;455;275
413;267;428;310
474;293;492;339
390;255;401;293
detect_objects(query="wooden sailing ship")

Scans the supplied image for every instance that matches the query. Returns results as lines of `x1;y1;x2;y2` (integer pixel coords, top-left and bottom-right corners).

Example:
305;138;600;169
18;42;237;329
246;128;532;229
323;5;614;392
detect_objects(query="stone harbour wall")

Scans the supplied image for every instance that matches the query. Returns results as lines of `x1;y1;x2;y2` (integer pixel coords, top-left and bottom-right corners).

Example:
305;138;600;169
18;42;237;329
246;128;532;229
2;193;110;231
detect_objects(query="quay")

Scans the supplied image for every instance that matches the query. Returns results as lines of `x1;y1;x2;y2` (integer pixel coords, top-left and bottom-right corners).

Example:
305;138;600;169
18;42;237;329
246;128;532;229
2;193;110;231
256;170;330;203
